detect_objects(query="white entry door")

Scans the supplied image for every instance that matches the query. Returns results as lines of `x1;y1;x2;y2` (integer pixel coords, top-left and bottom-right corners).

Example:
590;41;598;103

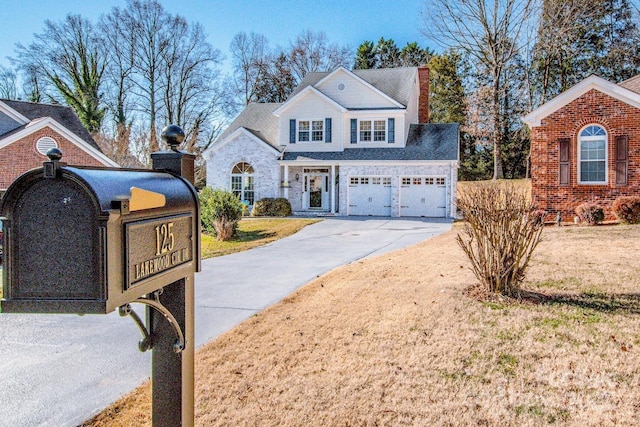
348;176;392;216
304;173;330;210
400;176;447;217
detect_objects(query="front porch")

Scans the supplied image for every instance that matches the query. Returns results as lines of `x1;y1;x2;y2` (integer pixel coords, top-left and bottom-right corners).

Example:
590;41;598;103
280;163;339;215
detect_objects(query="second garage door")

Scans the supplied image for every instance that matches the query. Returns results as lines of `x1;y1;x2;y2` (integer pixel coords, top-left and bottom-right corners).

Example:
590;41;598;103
400;176;447;217
348;176;392;216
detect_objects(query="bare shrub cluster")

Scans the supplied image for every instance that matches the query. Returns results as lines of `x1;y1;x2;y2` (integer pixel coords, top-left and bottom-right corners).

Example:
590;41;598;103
575;202;604;225
456;182;544;297
613;196;640;224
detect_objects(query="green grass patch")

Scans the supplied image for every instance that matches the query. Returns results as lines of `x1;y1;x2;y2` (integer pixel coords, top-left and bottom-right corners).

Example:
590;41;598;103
201;218;319;259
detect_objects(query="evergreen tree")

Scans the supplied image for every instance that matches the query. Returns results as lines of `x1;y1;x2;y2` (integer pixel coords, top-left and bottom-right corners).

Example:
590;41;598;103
373;37;401;68
427;51;466;124
400;42;432;67
354;41;377;69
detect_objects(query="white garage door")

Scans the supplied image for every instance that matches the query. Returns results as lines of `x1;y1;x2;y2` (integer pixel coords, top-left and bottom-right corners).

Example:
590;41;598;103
348;176;392;216
400;176;447;217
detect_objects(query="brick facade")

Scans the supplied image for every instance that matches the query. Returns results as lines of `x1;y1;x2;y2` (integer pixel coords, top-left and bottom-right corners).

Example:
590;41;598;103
530;88;640;221
0;127;104;190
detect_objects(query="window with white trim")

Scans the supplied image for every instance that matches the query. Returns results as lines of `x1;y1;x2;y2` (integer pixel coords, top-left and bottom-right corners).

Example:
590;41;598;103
231;162;255;205
298;120;323;142
359;119;387;142
578;125;607;184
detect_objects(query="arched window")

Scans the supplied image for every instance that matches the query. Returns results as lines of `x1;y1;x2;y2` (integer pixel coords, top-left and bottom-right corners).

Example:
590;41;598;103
578;125;607;184
231;162;255;204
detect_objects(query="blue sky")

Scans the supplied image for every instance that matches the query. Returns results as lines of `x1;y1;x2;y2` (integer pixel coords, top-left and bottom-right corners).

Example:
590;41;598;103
0;0;430;73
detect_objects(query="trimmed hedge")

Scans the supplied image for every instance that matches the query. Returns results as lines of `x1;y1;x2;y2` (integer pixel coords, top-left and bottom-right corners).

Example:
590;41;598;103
613;196;640;224
575;202;604;225
251;198;292;217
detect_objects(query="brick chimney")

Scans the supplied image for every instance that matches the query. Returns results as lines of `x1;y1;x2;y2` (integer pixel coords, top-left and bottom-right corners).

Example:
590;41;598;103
418;67;430;123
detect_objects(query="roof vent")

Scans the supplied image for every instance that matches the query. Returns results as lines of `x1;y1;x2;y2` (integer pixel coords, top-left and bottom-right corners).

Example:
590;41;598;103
337;82;346;91
36;137;58;156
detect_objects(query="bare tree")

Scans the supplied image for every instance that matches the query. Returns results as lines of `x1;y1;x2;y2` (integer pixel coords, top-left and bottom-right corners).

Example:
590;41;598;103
289;30;352;81
14;14;106;133
228;31;270;111
421;0;535;180
0;65;18;99
99;7;138;164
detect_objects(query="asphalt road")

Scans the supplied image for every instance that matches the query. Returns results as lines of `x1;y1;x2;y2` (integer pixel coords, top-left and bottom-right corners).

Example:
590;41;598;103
0;217;451;427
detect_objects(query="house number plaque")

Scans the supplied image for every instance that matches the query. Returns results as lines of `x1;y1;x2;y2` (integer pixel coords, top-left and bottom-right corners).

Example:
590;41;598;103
125;214;193;288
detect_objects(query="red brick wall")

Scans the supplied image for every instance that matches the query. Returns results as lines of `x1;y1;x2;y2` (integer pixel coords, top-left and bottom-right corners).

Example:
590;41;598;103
418;67;430;124
530;89;640;221
0;127;104;190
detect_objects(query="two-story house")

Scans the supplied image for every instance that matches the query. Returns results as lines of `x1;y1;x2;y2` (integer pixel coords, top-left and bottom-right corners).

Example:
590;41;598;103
0;99;118;193
204;67;459;217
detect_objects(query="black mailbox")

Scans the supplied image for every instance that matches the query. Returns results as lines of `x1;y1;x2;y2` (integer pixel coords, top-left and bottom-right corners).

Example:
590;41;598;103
0;156;201;314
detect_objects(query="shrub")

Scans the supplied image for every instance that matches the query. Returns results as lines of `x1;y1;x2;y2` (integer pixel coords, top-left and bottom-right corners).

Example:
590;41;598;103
575;202;604;225
456;182;545;297
612;196;640;224
251;198;292;217
199;187;243;241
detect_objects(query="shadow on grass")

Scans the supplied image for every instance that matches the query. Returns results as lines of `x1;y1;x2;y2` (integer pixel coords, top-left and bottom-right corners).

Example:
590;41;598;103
233;229;276;242
519;289;640;314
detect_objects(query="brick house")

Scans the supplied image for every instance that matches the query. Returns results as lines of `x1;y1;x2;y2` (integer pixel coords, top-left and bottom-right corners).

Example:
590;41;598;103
522;75;640;221
204;67;459;217
0;99;118;193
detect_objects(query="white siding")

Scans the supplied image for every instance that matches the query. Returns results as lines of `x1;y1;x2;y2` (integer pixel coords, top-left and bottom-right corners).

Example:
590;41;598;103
317;70;399;109
278;91;343;152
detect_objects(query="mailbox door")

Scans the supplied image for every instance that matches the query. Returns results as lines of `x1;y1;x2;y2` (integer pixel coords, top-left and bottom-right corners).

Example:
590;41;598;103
9;178;105;303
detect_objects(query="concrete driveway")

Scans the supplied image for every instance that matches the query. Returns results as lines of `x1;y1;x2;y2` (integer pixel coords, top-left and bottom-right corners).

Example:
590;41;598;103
0;217;451;427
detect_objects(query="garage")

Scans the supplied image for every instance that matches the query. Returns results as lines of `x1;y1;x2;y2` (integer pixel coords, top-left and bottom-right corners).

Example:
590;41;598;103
400;176;447;217
347;176;392;216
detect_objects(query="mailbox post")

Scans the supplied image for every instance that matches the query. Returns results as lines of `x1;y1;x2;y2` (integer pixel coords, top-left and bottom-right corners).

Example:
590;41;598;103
149;125;195;426
0;125;200;426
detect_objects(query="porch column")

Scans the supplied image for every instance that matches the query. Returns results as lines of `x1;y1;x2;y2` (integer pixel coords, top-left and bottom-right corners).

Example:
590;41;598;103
330;164;336;214
283;164;289;199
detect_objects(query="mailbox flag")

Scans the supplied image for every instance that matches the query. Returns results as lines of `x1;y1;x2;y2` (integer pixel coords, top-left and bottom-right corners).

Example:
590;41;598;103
129;187;167;211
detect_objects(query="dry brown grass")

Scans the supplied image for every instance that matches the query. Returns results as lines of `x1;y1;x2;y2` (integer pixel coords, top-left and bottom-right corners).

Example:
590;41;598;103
84;222;640;427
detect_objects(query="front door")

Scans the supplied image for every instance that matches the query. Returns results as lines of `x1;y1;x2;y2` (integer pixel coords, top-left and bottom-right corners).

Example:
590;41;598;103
304;172;330;210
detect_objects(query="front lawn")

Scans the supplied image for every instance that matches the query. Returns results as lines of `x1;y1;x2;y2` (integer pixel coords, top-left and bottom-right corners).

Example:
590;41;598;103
201;218;319;259
86;223;640;426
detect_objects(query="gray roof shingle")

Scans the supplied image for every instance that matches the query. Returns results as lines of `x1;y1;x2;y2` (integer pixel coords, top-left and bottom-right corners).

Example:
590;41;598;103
214;102;282;149
282;124;459;162
0;99;102;152
619;74;640;94
290;67;417;107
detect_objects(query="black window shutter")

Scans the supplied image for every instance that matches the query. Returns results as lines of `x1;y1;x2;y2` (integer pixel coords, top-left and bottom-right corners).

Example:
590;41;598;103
559;138;570;186
616;135;628;185
350;119;357;144
325;118;332;143
289;119;296;144
388;118;395;143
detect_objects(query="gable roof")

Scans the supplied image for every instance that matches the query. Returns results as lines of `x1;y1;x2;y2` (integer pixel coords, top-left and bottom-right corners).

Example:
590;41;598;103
282;124;459;162
289;67;417;107
272;85;348;116
0;99;102;152
522;75;640;127
208;102;282;151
